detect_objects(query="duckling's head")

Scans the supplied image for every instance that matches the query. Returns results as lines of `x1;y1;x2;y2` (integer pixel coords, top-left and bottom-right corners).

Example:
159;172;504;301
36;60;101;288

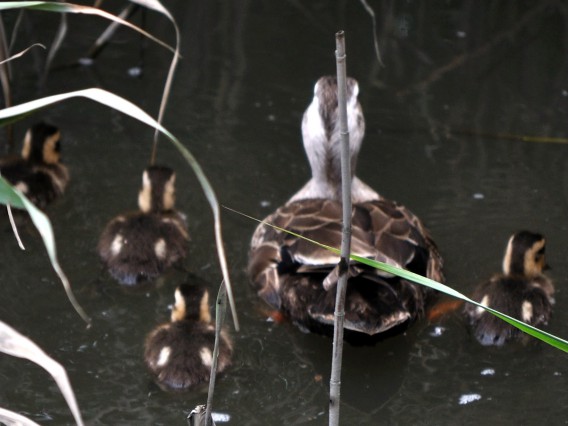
170;284;211;323
301;76;365;184
21;122;61;165
502;231;547;277
138;165;176;213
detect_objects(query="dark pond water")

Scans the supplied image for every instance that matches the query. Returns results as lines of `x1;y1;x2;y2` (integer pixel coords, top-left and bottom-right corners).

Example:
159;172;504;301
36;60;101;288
1;1;568;425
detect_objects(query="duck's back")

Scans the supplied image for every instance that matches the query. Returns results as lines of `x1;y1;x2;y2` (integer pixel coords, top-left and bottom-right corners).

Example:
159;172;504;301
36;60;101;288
249;198;443;337
465;275;553;346
98;211;188;285
144;321;232;390
0;159;69;208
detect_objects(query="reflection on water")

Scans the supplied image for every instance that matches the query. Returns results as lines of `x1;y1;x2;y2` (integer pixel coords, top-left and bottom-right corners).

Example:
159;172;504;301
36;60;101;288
1;1;568;425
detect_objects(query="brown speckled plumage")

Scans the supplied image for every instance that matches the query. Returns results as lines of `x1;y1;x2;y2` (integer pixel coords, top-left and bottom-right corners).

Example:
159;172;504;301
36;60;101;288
249;76;444;340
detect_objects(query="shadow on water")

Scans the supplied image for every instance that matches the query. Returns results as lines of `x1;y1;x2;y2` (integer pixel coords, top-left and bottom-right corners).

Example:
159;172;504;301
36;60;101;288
1;0;568;425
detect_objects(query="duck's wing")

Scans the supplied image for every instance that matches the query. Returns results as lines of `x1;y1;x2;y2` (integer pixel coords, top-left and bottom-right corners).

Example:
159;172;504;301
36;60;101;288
362;199;445;284
249;198;443;315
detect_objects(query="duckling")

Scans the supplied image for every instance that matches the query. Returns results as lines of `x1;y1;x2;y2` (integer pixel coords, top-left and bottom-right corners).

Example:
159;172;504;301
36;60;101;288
144;284;233;391
464;231;554;346
0;122;69;209
97;165;189;285
248;76;444;340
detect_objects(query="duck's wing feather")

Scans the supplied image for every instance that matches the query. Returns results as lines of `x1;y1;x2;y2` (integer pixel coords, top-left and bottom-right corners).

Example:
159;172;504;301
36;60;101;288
249;198;444;327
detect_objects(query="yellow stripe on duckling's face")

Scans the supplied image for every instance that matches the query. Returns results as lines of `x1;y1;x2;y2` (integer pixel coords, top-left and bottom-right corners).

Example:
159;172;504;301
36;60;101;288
199;290;211;324
138;170;152;213
43;131;61;165
524;239;546;277
171;289;186;322
163;174;176;211
21;129;32;160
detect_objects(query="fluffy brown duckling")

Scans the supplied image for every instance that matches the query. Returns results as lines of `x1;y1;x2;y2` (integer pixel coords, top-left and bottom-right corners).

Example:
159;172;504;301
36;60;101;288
144;284;233;390
464;231;554;346
248;76;444;341
0;122;69;209
97;165;189;285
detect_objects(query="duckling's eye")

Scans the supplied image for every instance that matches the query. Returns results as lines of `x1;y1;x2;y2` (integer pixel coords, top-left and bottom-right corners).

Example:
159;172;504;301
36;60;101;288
54;140;61;152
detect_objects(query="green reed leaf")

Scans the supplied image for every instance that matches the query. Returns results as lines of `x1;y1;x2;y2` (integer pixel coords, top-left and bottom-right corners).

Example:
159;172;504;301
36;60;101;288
226;206;568;353
0;1;174;53
0;321;84;426
0;176;91;325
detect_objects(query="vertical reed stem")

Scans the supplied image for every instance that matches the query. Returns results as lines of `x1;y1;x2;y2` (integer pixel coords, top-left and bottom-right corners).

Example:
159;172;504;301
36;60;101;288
204;281;227;426
329;30;352;426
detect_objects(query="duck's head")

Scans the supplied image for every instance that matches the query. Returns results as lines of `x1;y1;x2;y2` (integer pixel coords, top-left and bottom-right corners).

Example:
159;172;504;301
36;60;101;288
502;231;547;277
21;122;62;165
170;284;211;323
138;165;176;213
301;76;365;186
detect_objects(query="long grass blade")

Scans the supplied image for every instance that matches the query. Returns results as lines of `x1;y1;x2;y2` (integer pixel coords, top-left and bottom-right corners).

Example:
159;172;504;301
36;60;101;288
205;281;228;426
0;16;13;151
41;11;67;85
224;206;568;353
0;321;84;426
0;88;239;331
0;1;175;54
0;43;46;66
0;176;91;326
129;0;182;165
0;407;42;426
86;3;139;59
6;204;25;249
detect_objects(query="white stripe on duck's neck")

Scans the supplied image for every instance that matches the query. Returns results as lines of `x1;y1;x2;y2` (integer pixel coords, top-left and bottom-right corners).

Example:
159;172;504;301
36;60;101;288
288;77;378;204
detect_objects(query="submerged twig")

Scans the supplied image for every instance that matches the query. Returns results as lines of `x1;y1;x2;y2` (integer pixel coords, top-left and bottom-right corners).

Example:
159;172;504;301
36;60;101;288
397;2;548;97
40;12;67;89
329;30;352;426
0;16;12;151
358;0;384;67
85;3;139;59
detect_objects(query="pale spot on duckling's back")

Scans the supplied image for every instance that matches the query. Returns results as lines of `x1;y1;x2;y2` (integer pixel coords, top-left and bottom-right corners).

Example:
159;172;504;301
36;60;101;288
157;346;171;367
110;234;124;256
138;170;152;213
199;347;213;367
154;238;167;260
522;301;533;322
42;131;62;165
14;182;29;194
475;294;490;316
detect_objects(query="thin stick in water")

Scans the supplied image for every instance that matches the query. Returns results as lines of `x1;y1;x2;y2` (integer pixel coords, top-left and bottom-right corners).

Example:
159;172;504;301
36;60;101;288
329;30;352;426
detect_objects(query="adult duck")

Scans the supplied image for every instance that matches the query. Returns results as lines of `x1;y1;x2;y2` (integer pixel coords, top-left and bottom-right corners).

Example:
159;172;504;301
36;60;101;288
248;76;444;340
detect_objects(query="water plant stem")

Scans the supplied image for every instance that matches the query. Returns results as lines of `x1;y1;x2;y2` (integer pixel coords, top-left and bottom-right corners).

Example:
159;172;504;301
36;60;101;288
204;281;227;426
329;30;351;426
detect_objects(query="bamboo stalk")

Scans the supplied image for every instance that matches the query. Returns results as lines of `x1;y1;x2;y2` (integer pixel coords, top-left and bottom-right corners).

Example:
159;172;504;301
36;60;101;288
329;30;352;426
